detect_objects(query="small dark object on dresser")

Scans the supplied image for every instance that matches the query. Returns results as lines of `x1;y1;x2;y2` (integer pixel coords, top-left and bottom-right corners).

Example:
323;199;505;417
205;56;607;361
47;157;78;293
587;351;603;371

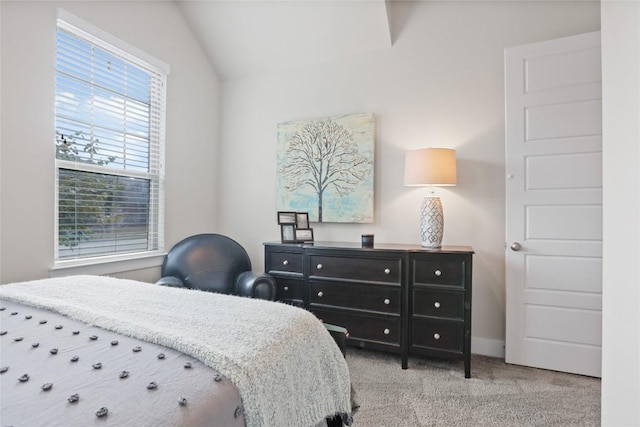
361;234;374;248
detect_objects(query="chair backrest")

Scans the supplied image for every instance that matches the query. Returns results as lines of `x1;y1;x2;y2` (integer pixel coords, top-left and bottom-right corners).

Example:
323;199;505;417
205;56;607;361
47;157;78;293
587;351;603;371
161;234;252;294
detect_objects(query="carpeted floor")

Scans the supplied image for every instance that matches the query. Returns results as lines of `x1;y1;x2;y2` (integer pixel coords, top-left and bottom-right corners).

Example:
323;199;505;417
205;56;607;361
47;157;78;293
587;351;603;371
345;348;601;427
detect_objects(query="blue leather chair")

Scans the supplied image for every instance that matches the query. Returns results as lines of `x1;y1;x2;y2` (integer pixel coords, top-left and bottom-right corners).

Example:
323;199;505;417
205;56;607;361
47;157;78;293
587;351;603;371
156;233;276;300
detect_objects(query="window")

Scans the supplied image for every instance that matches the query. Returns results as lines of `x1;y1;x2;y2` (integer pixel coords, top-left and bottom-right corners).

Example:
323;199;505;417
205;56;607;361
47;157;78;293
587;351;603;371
55;13;168;262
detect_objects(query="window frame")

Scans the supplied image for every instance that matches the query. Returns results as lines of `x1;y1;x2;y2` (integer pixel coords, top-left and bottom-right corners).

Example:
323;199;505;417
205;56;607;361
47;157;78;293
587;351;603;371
53;10;169;271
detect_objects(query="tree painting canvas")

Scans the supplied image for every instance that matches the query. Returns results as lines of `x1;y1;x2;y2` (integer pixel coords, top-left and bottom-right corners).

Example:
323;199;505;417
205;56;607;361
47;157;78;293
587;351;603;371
277;113;374;223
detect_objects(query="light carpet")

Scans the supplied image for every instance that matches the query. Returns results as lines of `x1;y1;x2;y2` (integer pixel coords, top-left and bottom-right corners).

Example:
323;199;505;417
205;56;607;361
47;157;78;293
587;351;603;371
346;348;600;427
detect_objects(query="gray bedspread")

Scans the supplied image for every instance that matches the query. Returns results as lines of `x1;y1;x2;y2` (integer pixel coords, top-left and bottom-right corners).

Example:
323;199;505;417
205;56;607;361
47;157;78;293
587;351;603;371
0;299;244;426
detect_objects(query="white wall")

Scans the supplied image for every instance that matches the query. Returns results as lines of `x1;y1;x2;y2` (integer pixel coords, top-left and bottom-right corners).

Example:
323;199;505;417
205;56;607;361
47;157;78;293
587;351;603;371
218;1;600;355
601;0;640;425
0;1;221;283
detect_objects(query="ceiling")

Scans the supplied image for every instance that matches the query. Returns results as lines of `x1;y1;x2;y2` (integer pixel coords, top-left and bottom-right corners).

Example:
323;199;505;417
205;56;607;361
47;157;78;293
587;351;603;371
176;0;393;80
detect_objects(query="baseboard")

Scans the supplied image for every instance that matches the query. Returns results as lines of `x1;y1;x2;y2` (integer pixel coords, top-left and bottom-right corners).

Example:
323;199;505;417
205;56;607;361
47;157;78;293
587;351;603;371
471;337;505;359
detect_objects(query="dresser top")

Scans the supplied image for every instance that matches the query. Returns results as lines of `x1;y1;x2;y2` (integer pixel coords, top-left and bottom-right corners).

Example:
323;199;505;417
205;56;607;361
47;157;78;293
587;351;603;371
264;241;474;254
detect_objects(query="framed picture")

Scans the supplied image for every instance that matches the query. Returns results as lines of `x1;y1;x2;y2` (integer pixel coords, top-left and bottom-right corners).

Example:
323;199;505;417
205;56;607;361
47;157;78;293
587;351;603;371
294;228;314;243
281;224;296;243
277;211;297;225
296;212;309;229
277;113;375;224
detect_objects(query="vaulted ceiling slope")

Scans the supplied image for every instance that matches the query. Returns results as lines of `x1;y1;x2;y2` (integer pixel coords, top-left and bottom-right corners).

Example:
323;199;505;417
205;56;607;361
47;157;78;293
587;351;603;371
176;0;392;80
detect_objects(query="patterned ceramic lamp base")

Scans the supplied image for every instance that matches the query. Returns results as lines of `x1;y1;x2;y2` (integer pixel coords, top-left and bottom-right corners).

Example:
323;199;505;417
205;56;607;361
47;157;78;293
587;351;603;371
420;196;443;248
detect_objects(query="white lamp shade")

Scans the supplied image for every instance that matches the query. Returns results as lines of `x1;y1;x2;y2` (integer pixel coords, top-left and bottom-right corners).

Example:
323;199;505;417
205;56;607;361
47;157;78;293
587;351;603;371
404;148;457;186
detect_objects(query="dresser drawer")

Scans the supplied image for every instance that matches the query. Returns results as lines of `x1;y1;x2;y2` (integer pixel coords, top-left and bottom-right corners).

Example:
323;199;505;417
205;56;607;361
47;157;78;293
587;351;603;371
275;277;305;303
412;256;466;287
309;254;401;284
312;308;400;346
266;250;303;275
309;281;400;314
411;318;463;352
412;289;464;320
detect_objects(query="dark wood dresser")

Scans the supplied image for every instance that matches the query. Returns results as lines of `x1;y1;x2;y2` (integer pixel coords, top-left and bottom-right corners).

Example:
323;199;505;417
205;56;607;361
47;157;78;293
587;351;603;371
264;241;474;377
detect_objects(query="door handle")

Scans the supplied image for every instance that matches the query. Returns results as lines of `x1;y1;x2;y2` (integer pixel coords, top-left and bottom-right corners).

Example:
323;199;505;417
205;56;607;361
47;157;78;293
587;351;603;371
510;242;522;251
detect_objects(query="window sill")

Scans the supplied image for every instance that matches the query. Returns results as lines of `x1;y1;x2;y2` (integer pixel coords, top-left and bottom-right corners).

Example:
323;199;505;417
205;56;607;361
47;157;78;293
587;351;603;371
49;252;166;278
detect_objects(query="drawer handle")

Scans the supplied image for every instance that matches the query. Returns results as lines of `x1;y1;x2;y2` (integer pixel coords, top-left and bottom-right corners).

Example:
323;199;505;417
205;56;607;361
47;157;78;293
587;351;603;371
384;299;390;305
384;268;391;275
434;270;442;277
383;328;390;335
282;260;289;266
283;286;289;291
317;291;324;297
434;301;441;308
317;264;323;270
434;333;441;340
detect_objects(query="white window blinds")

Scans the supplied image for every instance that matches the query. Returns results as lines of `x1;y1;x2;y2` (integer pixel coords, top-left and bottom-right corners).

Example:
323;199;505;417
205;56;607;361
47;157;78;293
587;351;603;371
55;16;167;261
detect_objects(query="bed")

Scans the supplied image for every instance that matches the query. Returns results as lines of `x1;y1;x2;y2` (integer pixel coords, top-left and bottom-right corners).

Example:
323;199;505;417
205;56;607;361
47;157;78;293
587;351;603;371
0;275;353;426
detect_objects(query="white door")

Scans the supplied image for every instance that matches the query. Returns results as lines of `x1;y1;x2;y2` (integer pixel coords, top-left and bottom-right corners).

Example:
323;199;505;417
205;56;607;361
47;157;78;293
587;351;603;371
505;32;602;377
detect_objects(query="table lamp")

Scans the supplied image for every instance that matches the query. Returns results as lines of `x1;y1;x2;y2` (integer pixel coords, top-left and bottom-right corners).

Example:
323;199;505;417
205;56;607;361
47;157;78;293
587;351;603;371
404;148;457;248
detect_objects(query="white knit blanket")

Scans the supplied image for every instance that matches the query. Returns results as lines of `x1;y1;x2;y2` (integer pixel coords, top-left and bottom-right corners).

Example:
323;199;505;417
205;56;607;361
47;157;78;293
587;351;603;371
0;275;352;427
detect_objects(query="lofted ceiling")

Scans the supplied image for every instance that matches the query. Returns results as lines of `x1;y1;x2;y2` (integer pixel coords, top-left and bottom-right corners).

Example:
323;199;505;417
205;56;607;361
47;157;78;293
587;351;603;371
176;0;393;80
